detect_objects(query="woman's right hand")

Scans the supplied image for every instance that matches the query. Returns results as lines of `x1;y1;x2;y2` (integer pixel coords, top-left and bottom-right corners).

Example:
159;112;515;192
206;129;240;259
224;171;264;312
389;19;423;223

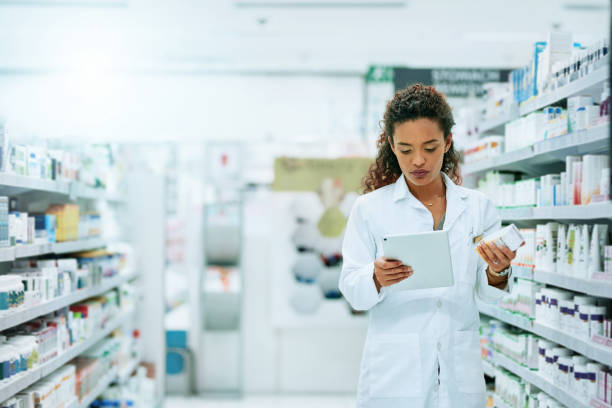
373;257;414;293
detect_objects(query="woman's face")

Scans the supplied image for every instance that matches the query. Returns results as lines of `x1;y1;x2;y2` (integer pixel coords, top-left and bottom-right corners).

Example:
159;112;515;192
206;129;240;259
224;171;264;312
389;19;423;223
389;118;452;187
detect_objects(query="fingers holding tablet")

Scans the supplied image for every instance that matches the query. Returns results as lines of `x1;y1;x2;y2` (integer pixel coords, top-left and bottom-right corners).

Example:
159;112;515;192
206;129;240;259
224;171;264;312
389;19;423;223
374;257;414;288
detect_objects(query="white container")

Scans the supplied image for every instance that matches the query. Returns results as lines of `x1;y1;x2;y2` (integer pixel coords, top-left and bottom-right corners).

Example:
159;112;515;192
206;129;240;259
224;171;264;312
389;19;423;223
574;295;597;335
567;225;579;276
573;363;589;400
559;299;574;332
577;224;591;278
582;155;609;204
587;362;603;400
602;168;610;201
572;161;583;205
558;356;572;389
590;224;609;274
482;224;525;252
590;306;607;338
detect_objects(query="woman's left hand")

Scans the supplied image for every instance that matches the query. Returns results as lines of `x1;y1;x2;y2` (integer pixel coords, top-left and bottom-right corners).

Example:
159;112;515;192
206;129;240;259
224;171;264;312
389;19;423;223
476;241;517;273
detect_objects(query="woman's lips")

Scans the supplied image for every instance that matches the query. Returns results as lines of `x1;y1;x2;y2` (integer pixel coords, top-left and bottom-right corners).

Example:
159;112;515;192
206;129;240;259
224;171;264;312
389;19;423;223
410;170;429;177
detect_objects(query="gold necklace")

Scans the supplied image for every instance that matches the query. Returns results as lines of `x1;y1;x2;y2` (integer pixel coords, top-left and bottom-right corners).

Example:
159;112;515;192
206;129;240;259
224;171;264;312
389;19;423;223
424;194;445;207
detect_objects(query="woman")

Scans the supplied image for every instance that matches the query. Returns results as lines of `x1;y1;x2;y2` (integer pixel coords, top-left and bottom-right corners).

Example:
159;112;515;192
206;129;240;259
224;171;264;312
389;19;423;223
339;84;516;408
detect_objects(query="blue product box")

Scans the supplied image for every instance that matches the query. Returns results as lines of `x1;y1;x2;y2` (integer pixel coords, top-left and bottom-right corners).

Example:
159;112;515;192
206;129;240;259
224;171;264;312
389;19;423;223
33;214;56;243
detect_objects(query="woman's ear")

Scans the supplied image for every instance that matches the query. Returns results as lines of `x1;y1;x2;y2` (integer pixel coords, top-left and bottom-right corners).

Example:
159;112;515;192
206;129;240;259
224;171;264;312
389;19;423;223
444;133;453;153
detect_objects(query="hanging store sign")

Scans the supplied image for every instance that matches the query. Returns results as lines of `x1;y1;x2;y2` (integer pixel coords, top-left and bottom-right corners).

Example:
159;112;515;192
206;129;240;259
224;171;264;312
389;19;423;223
393;68;513;97
272;157;372;192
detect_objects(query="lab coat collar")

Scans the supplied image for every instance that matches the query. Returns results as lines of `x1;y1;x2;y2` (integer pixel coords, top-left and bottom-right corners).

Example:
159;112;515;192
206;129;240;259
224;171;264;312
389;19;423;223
442;172;469;230
392;172;468;229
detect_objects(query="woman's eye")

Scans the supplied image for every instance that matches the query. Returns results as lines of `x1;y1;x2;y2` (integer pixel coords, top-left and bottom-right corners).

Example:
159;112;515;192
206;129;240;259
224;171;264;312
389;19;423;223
425;148;437;152
400;150;411;154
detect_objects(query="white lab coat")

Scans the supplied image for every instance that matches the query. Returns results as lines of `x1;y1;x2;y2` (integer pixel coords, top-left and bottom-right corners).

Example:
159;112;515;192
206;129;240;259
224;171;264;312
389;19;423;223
339;173;511;408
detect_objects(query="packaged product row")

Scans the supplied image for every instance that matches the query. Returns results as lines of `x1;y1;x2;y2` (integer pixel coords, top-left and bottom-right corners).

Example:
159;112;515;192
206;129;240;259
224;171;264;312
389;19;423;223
0;287;128;384
0;121;124;193
90;364;156;408
0;252;127;314
512;222;610;276
482;319;611;405
0;201;103;246
464;98;609;167
494;367;566;408
477;154;610;208
460;34;609;132
0;328;142;408
498;275;612;342
512;34;608;105
506;94;608;152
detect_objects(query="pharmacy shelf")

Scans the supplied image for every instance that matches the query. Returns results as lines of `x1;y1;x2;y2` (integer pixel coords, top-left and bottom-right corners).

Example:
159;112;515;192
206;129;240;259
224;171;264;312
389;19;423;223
0;238;108;263
498;202;612;221
490;350;590;408
0;173;70;195
533;270;612;299
478;301;612;366
591;398;612;408
493;393;514;408
533;322;612;366
479;108;518;134
482;359;496;378
0;310;133;402
118;355;141;383
478;300;534;331
519;62;609;117
0;173;125;203
0;271;138;332
76;366;120;408
52;238;106;254
463;124;609;176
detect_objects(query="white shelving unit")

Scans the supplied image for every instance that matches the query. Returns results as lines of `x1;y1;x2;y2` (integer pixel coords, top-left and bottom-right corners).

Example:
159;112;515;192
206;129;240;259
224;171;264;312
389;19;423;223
0;168;154;405
0;173;125;203
118;355;142;384
0;238;108;263
482;359;497;378
497;203;612;221
591;398;612;408
478;106;518;134
492;393;514;408
489;350;590;408
0;311;133;402
70;366;120;408
533;270;612;299
463;124;609;176
52;238;107;254
471;57;611;408
478;300;612;366
0;271;138;332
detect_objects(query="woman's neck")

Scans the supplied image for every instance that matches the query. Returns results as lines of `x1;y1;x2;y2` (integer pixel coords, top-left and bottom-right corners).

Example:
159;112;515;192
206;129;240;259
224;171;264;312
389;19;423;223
405;173;445;202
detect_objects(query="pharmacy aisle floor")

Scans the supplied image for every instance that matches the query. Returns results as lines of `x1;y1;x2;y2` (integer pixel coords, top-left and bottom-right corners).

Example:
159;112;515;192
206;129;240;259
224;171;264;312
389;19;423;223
165;394;356;407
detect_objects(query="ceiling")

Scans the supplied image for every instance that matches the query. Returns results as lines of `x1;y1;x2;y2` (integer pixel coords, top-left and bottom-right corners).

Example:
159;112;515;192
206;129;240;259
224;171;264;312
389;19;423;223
0;0;609;74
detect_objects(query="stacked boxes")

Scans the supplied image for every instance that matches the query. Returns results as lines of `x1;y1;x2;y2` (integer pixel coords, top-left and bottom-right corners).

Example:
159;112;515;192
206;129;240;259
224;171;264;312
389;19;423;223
47;204;79;242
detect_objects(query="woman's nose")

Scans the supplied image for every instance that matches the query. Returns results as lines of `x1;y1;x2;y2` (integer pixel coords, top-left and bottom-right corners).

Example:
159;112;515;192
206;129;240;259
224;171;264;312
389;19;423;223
413;154;425;166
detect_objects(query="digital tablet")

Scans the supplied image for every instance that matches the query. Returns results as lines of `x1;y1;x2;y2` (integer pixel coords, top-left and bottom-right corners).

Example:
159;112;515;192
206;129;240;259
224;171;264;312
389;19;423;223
382;230;454;291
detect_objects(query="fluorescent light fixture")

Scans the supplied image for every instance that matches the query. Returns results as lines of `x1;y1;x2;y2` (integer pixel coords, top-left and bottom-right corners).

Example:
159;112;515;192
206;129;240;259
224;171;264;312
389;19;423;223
563;2;609;11
0;0;126;7
234;0;406;8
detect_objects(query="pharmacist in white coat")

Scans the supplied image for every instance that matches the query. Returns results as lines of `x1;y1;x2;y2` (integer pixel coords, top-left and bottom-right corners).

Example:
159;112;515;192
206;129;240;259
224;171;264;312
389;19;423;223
340;84;517;408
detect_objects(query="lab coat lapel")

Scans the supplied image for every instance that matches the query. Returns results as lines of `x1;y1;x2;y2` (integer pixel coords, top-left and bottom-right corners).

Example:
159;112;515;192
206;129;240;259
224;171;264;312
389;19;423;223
442;173;468;231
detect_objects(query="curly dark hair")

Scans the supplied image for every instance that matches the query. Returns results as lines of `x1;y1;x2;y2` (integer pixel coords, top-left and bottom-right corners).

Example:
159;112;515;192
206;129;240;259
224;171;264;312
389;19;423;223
362;84;462;193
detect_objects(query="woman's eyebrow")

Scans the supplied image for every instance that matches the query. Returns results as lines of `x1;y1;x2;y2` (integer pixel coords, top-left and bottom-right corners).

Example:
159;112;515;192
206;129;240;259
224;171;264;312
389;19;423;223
398;139;439;146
